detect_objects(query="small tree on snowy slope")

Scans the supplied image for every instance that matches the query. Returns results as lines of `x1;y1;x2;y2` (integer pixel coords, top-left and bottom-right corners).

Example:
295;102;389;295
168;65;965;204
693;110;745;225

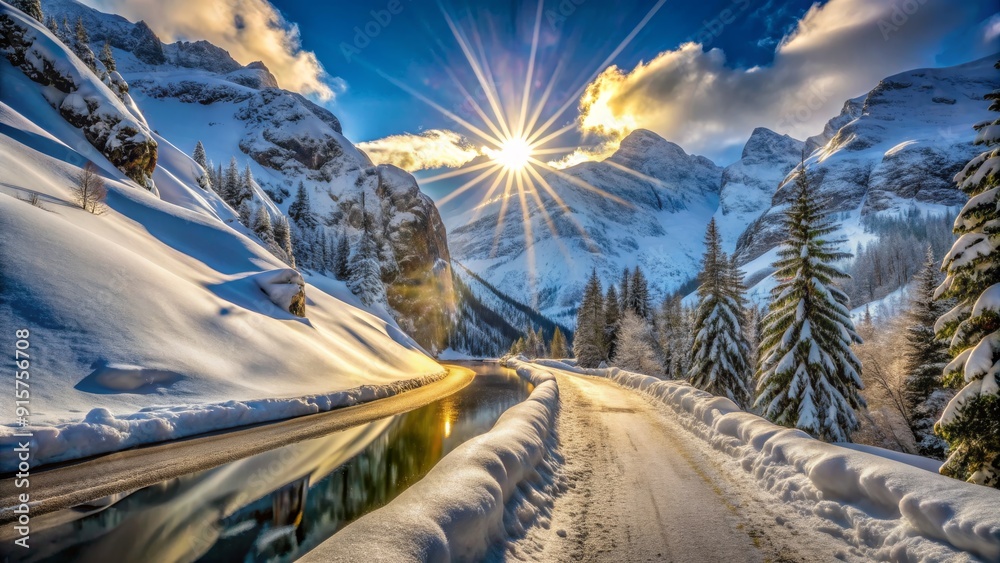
191;141;212;191
348;193;386;307
272;216;295;268
72;17;97;73
12;0;43;23
73;162;107;214
98;41;116;73
251;206;274;245
627;266;652;320
574;270;606;367
288;182;317;230
935;69;1000;487
335;231;351;280
902;247;952;458
754;165;865;442
223;158;240;208
688;219;752;407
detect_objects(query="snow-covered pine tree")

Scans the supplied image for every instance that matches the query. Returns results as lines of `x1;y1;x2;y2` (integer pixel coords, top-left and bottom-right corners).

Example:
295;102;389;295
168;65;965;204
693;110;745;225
754;164;865;442
61;16;71;42
627;266;652;319
605;284;621;358
237;200;252;227
46;16;59;37
550;327;568;359
934;68;1000;487
573;270;606;367
315;229;329;273
72;17;97;73
335;231;351;280
272;216;295;268
251;206;274;244
619;267;631;315
98;41;115;73
192;141;208;170
348;193;386;307
11;0;43;23
612;311;662;375
688;219;752;407
236;164;254;207
223;157;240;208
191;142;212;191
509;337;525;357
902;247;952;459
288;182;317;230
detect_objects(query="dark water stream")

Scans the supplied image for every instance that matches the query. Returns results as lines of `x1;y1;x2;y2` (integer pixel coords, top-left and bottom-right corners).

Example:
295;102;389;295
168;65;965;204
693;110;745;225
11;362;531;563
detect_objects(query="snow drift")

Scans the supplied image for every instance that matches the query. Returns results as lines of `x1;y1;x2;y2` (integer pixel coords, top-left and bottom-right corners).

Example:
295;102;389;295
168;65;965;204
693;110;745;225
531;360;1000;562
302;360;560;562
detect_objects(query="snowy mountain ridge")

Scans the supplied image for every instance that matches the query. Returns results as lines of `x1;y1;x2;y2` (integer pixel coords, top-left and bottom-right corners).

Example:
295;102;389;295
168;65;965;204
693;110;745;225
446;56;999;323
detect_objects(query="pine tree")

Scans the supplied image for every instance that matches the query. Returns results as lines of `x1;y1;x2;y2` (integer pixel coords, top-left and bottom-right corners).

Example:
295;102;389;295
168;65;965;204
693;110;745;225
535;327;547;358
223;157;240;207
46;16;60;37
688;219;752;407
754;164;865;442
509;337;526;357
573;269;606;367
348;193;386;306
550;327;568;359
99;41;116;73
627;266;652;319
72;17;97;73
902;247;952;459
619;267;631;315
272;216;295;268
236;164;254;207
604;285;621;359
335;231;351;280
935;68;1000;487
288;182;317;230
12;0;43;23
62;17;71;42
191;142;211;191
251;206;274;244
659;295;686;378
316;229;329;273
525;324;539;359
237;200;253;227
612;311;662;375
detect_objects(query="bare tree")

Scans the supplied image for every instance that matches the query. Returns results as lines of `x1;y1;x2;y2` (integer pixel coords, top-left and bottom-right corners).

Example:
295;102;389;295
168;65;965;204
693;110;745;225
73;162;107;214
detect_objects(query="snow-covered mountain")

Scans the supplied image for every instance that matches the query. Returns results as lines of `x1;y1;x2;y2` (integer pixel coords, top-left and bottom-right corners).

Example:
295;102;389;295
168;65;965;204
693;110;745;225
0;2;443;466
445;129;722;324
38;0;456;351
713;127;805;249
735;57;998;276
445;57;998;322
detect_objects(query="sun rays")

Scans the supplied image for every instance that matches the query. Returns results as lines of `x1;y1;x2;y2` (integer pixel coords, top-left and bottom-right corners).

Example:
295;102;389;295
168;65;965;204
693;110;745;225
364;0;668;302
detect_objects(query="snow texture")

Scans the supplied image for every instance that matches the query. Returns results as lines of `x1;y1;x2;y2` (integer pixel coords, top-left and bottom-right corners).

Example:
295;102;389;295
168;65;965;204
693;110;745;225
531;360;1000;562
301;358;559;562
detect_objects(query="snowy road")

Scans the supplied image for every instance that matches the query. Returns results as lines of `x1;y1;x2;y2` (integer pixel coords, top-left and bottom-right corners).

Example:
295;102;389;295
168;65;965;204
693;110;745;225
506;369;842;562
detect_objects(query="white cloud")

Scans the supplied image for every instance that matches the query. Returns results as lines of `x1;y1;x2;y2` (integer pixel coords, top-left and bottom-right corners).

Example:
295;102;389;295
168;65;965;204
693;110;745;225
571;0;993;162
81;0;337;100
358;129;483;172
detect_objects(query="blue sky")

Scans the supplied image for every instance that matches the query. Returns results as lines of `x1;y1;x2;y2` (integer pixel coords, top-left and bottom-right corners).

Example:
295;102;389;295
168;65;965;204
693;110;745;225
275;0;818;144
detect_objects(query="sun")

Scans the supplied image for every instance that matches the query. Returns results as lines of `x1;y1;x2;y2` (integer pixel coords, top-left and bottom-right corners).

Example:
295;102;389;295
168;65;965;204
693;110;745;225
493;137;532;170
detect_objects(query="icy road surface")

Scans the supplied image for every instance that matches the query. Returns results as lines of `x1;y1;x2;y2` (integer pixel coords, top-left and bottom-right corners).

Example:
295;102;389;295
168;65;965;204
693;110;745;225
506;369;849;562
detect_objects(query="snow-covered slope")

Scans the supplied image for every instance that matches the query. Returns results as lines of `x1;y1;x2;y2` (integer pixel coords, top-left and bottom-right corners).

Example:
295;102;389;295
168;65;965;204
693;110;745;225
0;3;441;467
735;57;998;278
39;0;456;352
445;129;722;324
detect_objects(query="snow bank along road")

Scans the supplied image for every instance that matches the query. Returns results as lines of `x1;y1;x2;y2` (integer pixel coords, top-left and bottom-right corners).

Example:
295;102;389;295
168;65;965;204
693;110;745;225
514;361;1000;562
0;366;474;524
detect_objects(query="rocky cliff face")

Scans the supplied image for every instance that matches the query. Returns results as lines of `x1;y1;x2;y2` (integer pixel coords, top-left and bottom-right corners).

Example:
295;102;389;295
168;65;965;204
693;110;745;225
38;0;457;351
735;57;998;266
0;9;157;188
